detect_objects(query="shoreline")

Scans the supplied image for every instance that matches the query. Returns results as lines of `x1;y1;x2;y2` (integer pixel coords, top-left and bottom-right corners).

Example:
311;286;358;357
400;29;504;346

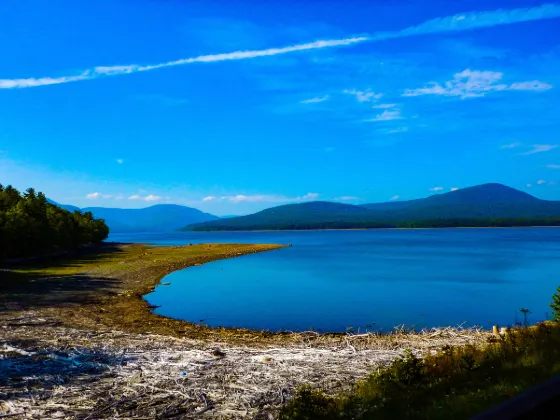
186;225;560;233
0;242;493;419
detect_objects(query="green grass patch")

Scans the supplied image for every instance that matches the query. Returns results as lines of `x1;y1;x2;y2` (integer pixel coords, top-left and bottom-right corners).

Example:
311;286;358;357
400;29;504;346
280;323;560;420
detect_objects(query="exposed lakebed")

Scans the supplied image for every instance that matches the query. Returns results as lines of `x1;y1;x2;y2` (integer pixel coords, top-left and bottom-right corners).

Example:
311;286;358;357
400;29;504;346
109;228;560;332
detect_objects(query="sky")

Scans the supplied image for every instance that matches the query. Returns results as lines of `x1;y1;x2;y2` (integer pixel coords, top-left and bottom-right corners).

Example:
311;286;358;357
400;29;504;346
1;0;560;216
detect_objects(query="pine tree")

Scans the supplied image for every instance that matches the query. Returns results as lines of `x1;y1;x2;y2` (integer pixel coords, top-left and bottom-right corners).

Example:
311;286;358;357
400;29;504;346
551;286;560;322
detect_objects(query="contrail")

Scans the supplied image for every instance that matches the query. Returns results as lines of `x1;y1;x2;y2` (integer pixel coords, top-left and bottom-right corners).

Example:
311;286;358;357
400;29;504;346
2;3;560;89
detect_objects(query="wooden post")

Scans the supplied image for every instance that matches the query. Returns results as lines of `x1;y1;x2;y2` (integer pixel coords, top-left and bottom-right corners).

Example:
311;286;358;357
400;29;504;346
493;325;500;336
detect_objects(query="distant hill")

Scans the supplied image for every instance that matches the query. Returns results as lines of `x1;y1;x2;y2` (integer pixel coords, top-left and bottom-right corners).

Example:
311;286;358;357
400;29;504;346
185;183;560;231
46;198;81;213
185;201;373;231
47;200;218;232
360;183;550;219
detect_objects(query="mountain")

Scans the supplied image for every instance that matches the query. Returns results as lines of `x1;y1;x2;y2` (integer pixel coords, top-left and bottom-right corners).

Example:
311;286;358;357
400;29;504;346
46;198;81;213
47;200;218;232
360;183;547;219
186;201;372;231
185;183;560;231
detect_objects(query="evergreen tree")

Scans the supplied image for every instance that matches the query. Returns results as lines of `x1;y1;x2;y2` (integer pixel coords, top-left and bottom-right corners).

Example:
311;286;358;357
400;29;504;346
0;184;109;262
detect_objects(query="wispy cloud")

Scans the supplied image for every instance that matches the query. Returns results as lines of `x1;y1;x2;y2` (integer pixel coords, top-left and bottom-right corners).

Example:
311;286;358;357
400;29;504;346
522;144;558;155
547;164;560;169
202;196;217;201
403;69;552;99
372;103;397;109
527;183;533;188
220;192;319;203
380;126;409;134
390;195;400;201
116;158;124;164
537;180;547;185
450;187;459;191
500;142;521;149
4;4;559;89
366;109;402;122
336;196;359;201
301;95;329;104
128;194;162;201
86;192;112;199
144;194;162;201
344;89;383;102
429;186;444;191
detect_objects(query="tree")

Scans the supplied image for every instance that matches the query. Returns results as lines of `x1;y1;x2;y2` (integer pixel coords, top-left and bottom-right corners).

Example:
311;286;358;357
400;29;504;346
551;287;560;322
519;308;531;327
0;185;109;262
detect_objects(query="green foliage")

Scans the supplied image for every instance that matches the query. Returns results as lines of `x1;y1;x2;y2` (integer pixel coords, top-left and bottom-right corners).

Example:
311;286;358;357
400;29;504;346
551;286;560;322
0;184;109;262
281;323;560;420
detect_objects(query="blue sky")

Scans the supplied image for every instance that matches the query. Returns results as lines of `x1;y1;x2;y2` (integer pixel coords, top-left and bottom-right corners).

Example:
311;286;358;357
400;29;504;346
1;0;559;215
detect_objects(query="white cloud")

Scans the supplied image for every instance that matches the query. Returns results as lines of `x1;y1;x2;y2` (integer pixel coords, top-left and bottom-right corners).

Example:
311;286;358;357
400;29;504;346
3;4;560;91
0;37;367;89
450;187;459;191
390;195;400;201
522;144;558;155
128;193;162;201
220;192;319;203
372;103;396;109
430;186;444;191
3;4;560;89
547;164;560;169
382;126;409;134
336;196;359;201
366;109;402;122
509;81;553;91
86;192;112;199
301;193;319;200
403;69;552;99
144;194;162;201
301;95;329;104
116;158;124;164
500;142;521;149
343;89;383;102
202;196;217;201
537;180;547;185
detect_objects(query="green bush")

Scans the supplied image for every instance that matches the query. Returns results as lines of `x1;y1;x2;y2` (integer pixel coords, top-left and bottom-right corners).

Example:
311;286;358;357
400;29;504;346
280;323;560;420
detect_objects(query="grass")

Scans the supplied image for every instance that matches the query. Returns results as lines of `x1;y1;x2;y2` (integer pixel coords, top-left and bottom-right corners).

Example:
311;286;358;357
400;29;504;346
280;322;560;420
1;242;289;343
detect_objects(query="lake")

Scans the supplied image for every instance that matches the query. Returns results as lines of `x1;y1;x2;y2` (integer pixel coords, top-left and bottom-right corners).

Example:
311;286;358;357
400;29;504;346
108;228;560;332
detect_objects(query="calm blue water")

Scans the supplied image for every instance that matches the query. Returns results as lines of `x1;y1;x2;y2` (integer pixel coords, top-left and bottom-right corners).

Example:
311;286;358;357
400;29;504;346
109;229;560;332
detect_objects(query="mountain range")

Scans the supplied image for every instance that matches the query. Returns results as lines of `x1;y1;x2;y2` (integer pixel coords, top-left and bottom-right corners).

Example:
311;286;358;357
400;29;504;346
185;183;560;231
47;200;218;232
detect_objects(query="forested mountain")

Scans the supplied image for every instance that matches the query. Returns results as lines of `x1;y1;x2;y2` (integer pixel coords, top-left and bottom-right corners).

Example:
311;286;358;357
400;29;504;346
0;185;109;261
186;183;560;231
80;204;218;232
46;201;219;232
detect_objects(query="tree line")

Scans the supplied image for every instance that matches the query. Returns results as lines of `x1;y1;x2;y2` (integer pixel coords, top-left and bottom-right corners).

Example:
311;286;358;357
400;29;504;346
0;185;109;261
188;217;560;231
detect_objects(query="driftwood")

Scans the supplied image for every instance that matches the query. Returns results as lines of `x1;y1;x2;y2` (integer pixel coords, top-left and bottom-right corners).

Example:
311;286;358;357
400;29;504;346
1;312;490;419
